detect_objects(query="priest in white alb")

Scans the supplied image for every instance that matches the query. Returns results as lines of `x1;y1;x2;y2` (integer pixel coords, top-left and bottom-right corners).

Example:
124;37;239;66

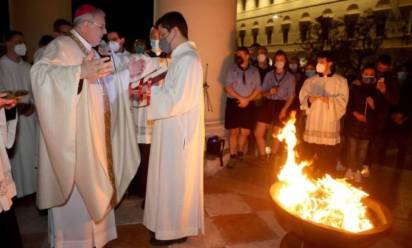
299;51;348;175
142;12;205;246
0;30;38;198
30;5;139;248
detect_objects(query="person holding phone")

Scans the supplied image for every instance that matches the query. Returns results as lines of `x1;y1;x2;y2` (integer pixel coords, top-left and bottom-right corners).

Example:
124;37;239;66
364;54;399;168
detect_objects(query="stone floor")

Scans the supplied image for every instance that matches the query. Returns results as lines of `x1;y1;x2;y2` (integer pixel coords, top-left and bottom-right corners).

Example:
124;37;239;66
15;154;412;248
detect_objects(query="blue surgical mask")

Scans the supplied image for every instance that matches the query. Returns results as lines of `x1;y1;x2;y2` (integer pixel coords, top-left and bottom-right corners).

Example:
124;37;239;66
289;63;298;72
305;70;316;78
159;38;171;54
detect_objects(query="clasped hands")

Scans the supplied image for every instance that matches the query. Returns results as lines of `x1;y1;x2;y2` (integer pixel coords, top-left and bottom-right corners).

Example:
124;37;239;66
309;95;329;104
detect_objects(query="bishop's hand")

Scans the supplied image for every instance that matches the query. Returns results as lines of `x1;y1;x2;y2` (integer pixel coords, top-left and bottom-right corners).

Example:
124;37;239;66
0;95;17;109
80;51;113;81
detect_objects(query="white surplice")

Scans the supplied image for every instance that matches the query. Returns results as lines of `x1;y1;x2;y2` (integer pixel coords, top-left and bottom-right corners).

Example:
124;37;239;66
0;55;38;197
299;74;349;145
143;41;205;240
30;30;140;247
0;109;17;212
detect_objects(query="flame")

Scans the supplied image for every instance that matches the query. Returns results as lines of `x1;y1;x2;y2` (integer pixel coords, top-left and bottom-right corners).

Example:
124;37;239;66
272;114;374;233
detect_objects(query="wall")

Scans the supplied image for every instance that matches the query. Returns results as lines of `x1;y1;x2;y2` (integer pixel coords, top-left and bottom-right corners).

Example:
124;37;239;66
9;0;71;62
236;0;412;54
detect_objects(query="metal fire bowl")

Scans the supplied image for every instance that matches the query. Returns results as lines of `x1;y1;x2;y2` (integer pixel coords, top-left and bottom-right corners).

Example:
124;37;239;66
270;182;393;248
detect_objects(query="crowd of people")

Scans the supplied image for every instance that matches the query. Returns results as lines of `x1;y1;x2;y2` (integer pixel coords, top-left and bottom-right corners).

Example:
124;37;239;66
224;44;412;183
0;5;204;248
0;3;411;248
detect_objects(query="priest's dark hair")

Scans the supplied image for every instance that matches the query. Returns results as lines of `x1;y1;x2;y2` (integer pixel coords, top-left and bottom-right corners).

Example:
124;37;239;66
53;19;71;33
156;11;188;39
316;51;334;62
4;30;23;42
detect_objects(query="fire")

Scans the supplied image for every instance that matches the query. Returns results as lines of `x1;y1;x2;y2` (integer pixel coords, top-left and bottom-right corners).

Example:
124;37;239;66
271;115;374;233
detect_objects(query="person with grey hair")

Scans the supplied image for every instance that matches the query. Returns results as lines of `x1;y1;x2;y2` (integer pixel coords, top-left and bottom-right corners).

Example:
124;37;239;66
30;4;140;247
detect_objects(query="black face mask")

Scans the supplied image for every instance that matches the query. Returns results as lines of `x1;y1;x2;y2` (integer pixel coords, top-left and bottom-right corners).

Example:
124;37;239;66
235;56;243;66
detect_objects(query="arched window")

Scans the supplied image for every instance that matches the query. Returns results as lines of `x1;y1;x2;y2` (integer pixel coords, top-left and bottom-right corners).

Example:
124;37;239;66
299;13;311;42
252;21;259;44
281;16;291;44
345;4;360;38
322;9;333;18
374;0;391;37
239;23;247;46
265;19;274;44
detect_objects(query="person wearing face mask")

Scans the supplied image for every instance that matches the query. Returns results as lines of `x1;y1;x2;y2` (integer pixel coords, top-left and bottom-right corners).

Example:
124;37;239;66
255;50;296;164
31;5;140;247
248;43;260;66
385;63;412;169
256;47;271;85
107;30;129;55
224;47;261;169
142;12;205;246
245;46;271;156
0;30;39;199
299;51;349;176
304;62;317;78
343;65;384;182
363;54;399;169
146;26;168;58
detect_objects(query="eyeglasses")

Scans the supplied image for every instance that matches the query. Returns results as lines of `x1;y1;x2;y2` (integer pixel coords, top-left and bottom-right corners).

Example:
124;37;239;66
89;21;106;31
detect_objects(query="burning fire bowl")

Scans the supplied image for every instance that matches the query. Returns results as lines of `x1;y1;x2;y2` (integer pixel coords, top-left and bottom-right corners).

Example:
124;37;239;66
270;182;393;248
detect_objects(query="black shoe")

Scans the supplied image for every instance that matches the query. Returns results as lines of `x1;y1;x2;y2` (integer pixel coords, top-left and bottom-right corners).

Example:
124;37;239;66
150;236;188;246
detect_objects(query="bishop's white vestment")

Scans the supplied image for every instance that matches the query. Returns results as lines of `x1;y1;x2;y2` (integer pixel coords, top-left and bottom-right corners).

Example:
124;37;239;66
31;30;140;248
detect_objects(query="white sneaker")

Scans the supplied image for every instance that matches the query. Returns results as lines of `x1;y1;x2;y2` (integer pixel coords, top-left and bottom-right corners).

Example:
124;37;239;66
361;165;370;178
354;170;362;183
345;168;354;181
336;161;346;172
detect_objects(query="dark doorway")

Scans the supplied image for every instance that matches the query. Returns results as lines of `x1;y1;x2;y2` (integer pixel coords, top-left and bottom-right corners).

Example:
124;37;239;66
0;0;10;56
72;0;154;48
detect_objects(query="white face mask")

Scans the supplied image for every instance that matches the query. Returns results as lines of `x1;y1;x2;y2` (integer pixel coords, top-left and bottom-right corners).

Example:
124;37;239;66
289;63;298;71
257;54;266;63
275;61;285;70
108;41;120;53
150;39;159;50
14;43;27;56
150;39;161;55
316;63;326;73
